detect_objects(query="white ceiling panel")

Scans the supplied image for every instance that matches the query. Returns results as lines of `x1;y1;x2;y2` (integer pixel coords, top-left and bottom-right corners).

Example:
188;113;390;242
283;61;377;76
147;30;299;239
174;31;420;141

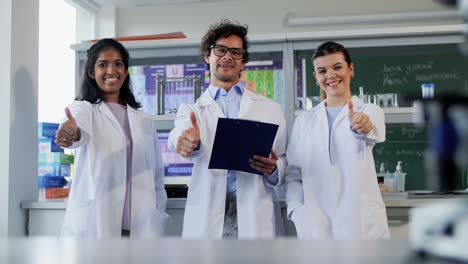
69;0;240;9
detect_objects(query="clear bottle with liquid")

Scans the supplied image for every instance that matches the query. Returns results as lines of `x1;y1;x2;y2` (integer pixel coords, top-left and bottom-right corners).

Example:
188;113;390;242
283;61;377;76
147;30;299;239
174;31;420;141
394;161;407;192
379;162;385;174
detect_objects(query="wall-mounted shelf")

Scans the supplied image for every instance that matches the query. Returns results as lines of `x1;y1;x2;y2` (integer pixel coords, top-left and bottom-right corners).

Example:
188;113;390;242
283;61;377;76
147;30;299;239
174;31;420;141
154;114;176;131
294;106;419;124
383;107;419;124
164;176;190;186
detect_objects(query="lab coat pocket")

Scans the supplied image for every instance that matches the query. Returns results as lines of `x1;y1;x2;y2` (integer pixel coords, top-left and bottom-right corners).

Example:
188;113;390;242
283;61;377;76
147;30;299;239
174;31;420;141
238;199;275;239
159;210;171;235
182;204;204;238
140;206;170;237
344;135;363;154
142;147;159;195
62;199;96;237
360;196;390;239
151;204;171;236
291;204;305;239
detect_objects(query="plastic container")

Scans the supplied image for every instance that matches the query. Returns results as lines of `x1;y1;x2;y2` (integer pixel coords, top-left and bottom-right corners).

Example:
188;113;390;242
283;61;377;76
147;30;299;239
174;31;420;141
377;163;395;192
421;83;435;99
394;161;407;192
383;173;395;192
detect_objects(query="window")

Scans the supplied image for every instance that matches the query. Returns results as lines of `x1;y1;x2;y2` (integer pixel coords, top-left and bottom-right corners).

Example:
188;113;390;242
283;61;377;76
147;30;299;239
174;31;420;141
38;0;76;123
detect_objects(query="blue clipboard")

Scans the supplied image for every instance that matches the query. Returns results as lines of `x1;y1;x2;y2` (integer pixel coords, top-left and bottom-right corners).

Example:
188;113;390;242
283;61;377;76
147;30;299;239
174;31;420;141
208;118;279;175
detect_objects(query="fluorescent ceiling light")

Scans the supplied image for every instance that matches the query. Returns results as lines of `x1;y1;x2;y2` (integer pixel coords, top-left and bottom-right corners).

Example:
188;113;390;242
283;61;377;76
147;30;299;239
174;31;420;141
284;10;460;27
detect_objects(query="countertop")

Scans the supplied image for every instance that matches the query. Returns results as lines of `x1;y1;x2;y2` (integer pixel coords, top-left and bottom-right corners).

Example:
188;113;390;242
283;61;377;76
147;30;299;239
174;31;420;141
0;238;456;264
21;194;468;209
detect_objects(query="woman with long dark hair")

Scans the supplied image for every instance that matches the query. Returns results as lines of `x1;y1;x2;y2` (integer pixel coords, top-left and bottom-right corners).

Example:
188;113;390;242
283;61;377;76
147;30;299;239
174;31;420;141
56;38;168;238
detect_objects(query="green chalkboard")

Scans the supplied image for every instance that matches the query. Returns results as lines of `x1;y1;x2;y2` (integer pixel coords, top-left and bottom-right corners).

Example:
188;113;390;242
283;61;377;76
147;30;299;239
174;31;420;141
373;125;467;191
302;44;468;101
351;45;468;190
352;53;468;104
373;125;428;190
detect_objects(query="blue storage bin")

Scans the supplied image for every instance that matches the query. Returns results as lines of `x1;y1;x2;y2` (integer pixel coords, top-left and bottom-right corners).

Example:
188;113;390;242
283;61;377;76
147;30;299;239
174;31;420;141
37;176;66;188
38;122;59;138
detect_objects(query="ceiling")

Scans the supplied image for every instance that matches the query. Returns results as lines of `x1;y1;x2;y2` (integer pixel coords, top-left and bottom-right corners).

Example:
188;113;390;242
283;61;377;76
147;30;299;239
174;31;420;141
95;0;237;4
67;0;240;11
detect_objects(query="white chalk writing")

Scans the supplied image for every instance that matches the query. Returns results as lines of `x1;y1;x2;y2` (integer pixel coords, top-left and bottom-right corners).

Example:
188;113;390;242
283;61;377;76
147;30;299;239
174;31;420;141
416;72;460;81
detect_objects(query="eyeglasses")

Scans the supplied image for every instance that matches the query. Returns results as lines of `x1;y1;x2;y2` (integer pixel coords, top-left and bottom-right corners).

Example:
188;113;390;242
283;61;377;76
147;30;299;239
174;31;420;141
210;44;245;60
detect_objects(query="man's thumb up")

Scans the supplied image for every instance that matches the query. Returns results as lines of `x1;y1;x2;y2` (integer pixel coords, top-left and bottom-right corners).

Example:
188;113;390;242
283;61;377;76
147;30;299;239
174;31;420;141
190;111;199;131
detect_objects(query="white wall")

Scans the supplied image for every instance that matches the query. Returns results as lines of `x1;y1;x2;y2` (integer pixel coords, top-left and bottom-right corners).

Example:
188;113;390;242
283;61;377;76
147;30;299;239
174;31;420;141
96;6;117;38
38;0;76;123
0;0;39;236
76;9;95;41
0;0;13;238
78;0;456;41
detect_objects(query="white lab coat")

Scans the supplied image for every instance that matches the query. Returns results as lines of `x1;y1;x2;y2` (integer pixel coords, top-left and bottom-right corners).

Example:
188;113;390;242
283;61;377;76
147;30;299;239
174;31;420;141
168;89;287;239
61;101;169;238
285;96;390;239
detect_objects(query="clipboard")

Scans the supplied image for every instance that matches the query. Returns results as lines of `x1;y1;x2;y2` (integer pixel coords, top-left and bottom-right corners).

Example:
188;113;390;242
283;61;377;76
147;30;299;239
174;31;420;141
208;118;279;175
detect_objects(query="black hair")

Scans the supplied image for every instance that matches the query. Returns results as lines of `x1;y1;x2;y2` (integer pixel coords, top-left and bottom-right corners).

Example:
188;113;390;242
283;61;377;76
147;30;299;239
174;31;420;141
77;38;141;109
312;41;352;66
200;19;250;67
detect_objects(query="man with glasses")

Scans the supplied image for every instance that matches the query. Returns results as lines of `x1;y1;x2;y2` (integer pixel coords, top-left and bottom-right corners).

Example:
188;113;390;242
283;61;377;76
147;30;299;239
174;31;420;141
168;20;287;239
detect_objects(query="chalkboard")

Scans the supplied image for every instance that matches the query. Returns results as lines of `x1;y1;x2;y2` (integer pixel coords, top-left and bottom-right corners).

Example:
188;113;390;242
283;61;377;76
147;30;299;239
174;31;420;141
373;125;427;190
373;125;466;191
352;52;468;105
352;47;468;190
303;44;468;102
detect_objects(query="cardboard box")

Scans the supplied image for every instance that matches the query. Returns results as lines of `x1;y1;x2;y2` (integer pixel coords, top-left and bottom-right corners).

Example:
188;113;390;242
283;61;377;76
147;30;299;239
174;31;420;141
38;122;59;138
45;188;70;199
38;163;71;177
37;176;66;188
38;187;70;201
38;152;74;164
38;137;64;153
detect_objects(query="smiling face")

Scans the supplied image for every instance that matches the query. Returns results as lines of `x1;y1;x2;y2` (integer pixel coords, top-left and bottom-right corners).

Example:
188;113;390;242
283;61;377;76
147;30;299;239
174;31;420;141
89;48;128;103
205;35;245;91
313;52;354;105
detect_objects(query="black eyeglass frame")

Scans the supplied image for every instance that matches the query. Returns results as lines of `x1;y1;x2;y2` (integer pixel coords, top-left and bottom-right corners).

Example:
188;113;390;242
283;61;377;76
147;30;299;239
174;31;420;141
209;44;246;60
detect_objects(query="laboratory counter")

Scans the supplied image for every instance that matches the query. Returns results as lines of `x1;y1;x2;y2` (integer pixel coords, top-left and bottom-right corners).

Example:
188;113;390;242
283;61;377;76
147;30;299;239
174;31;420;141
21;194;468;237
22;193;468;209
0;237;455;264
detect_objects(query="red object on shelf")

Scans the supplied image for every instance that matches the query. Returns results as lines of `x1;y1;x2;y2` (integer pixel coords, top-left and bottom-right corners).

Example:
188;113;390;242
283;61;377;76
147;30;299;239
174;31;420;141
45;188;70;199
88;32;186;43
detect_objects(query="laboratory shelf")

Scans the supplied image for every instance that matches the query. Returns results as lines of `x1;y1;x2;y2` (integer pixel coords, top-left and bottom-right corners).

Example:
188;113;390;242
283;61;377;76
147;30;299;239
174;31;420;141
154;114;176;131
294;107;418;124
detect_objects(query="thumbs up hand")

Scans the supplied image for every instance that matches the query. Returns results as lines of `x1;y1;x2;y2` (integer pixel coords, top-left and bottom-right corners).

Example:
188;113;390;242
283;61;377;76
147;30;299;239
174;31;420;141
176;111;201;157
348;100;373;135
55;107;80;147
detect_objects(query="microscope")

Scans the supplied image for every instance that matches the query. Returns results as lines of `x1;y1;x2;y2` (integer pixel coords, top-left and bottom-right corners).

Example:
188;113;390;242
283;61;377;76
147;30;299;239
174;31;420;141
409;0;468;261
410;96;468;262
